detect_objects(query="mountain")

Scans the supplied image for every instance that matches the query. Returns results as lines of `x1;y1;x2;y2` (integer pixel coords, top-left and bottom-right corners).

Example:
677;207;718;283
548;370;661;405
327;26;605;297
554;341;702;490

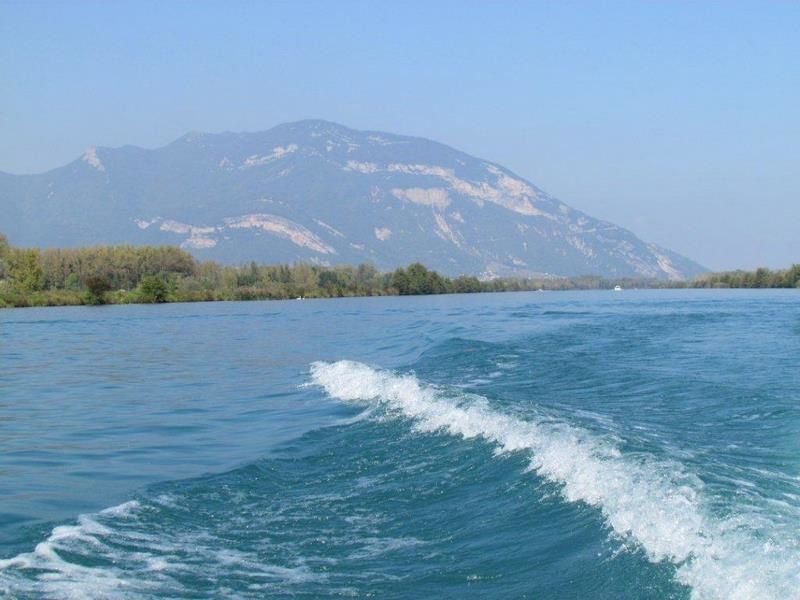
0;120;705;280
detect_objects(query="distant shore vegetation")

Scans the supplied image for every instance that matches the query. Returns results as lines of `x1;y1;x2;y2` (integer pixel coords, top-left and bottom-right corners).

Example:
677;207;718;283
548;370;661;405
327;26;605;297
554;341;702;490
0;234;797;308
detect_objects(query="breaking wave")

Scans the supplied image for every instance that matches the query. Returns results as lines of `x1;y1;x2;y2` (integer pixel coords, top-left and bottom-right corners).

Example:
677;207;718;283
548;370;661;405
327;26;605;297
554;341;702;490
310;360;800;600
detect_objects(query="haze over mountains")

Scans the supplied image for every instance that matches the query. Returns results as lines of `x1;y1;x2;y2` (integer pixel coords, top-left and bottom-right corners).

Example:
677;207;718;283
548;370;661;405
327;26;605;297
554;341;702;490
0;120;705;280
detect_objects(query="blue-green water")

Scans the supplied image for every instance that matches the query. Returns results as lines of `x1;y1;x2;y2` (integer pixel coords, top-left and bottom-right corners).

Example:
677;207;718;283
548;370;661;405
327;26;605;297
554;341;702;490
1;290;799;599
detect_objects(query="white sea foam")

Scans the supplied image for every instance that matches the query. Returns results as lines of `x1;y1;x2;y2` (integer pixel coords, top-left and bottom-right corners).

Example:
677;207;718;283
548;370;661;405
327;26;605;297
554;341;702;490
310;360;800;600
0;502;145;599
0;497;321;598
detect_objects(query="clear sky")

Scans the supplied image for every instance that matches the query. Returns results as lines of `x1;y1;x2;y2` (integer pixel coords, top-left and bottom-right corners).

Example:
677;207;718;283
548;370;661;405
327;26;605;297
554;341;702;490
1;1;798;270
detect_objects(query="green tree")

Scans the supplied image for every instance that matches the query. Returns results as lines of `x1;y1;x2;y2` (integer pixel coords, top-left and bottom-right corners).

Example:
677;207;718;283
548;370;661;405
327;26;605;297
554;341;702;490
452;275;483;293
790;264;800;288
64;273;82;291
405;263;429;294
83;275;112;305
237;261;260;286
403;263;449;295
0;233;9;281
9;249;44;292
391;267;410;294
291;263;318;297
318;270;344;296
753;267;770;288
137;275;168;303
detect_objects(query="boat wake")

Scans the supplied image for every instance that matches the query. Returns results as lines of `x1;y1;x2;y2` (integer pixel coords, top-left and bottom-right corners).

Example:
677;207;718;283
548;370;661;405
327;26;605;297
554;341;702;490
0;497;320;599
310;360;800;600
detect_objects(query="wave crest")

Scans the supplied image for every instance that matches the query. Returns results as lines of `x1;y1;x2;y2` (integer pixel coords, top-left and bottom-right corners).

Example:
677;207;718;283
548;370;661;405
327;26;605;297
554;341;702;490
310;360;800;600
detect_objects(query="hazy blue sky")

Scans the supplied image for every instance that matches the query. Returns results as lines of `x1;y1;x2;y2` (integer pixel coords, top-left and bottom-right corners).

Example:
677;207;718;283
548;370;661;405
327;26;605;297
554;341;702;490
1;1;798;270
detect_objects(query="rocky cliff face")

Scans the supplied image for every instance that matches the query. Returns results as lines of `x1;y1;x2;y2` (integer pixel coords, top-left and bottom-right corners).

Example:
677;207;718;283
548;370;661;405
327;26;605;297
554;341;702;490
0;120;705;279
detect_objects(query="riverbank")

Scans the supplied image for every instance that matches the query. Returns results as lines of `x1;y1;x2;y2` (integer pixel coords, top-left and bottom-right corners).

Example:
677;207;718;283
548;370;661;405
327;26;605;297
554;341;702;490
1;235;797;308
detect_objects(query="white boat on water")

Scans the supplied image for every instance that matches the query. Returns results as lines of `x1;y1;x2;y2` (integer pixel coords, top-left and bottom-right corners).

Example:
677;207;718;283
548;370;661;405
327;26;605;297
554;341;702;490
613;285;623;291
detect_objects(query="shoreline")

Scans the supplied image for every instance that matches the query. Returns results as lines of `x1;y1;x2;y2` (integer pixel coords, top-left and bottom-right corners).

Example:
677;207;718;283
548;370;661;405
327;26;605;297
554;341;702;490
2;285;796;311
2;238;798;309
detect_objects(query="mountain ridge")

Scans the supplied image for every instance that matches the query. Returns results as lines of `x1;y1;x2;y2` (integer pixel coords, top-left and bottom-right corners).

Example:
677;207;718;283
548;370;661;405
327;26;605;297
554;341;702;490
0;120;705;280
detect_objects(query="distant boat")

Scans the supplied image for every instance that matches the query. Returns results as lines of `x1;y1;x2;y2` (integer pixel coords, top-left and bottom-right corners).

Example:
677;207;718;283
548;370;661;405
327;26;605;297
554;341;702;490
613;285;623;291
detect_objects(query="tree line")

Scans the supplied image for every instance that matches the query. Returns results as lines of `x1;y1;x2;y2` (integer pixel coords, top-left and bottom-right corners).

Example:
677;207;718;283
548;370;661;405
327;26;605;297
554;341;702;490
0;233;797;308
689;266;800;289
